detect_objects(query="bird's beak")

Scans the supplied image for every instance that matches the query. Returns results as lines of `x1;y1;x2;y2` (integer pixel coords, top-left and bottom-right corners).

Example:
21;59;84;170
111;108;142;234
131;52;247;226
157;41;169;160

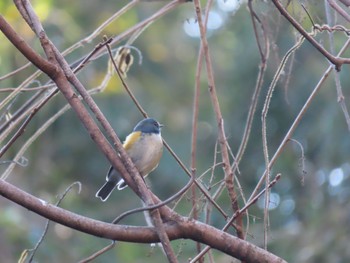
159;123;164;128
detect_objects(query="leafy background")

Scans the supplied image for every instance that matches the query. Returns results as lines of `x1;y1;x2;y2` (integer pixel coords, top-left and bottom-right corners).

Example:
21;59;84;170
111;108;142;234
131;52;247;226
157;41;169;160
0;0;350;262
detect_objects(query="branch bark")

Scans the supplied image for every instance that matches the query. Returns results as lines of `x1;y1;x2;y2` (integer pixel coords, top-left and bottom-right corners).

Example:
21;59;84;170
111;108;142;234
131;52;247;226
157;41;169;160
0;180;287;263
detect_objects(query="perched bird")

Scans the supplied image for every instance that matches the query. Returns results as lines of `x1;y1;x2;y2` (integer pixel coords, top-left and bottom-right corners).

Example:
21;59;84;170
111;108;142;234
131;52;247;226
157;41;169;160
96;118;163;201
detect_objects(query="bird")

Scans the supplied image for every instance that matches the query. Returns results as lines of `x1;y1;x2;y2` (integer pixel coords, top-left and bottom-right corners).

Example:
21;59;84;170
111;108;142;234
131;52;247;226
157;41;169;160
96;118;163;201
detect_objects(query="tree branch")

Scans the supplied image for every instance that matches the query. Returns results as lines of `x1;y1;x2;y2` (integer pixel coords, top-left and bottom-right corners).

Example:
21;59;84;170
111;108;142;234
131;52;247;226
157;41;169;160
248;37;350;202
0;180;286;263
327;0;350;22
271;0;350;71
192;0;242;238
11;1;177;260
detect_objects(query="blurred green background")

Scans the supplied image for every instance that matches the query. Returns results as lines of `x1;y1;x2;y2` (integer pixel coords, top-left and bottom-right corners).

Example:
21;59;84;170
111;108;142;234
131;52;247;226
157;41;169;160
1;0;350;262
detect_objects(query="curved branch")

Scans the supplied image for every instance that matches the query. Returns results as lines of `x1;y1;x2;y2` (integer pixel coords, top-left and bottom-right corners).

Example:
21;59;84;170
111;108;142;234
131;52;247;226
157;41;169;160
0;180;286;263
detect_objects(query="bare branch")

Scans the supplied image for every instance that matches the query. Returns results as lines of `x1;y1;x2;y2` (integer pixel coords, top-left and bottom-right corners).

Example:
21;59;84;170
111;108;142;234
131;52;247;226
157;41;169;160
249;37;350;203
261;35;304;248
327;0;350;22
0;89;58;158
0;180;287;263
324;0;350;132
16;1;177;260
27;182;82;262
190;174;282;263
192;0;242;236
106;28;232;221
271;0;350;71
79;241;116;263
339;0;350;6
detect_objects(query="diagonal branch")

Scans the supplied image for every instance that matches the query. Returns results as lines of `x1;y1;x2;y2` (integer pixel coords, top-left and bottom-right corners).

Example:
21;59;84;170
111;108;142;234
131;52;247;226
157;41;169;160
249;37;350;203
11;1;177;261
339;0;350;6
192;0;240;227
271;0;350;71
327;0;350;22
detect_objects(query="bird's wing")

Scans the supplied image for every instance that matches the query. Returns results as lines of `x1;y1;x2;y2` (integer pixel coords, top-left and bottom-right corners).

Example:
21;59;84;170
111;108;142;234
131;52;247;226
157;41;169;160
123;131;142;151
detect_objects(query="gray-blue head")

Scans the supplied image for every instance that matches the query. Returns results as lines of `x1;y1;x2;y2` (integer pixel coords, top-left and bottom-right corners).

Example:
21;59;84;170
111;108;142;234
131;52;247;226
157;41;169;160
133;118;162;134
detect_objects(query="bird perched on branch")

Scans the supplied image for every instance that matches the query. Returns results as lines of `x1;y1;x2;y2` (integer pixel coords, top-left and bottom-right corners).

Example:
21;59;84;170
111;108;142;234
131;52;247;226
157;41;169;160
96;118;163;201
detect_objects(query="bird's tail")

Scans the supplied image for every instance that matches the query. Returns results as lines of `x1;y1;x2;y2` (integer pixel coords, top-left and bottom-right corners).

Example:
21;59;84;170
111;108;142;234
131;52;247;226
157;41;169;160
95;181;117;201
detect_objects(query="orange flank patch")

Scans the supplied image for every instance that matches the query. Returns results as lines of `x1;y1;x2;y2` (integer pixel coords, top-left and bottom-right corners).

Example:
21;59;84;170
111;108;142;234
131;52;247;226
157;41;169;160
123;131;141;151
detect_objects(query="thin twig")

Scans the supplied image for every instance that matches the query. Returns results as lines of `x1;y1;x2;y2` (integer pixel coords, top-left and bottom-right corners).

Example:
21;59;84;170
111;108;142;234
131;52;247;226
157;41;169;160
0;86;48;135
0;36;112;178
1;70;115;180
2;103;70;179
248;37;350;204
193;0;242;238
0;0;138;133
28;182;82;262
78;241;116;263
190;0;215;260
15;1;179;260
0;0;182;156
327;0;350;22
106;30;231;222
0;62;32;81
190;174;282;263
261;36;304;248
105;41;147;116
0;84;53;92
271;0;350;71
101;27;178;263
171;161;224;213
288;138;306;185
112;172;195;225
0;156;28;167
72;0;184;70
324;0;350;132
0;89;58;158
